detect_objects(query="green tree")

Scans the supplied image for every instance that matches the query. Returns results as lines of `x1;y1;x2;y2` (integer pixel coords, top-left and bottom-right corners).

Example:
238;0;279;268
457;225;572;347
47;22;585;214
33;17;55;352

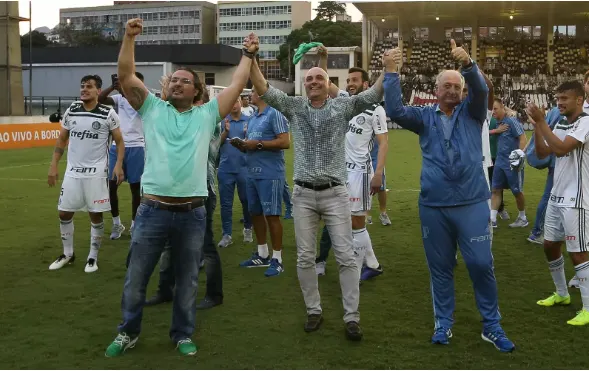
20;30;51;47
314;1;347;21
277;19;361;80
55;18;120;47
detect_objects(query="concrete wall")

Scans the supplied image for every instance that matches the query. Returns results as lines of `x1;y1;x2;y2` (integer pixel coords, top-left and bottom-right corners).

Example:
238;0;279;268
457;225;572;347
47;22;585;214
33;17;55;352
0;1;25;115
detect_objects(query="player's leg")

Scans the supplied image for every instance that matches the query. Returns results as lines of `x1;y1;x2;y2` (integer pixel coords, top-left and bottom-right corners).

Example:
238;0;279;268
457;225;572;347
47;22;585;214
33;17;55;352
197;183;223;309
283;180;293;219
489;163;508;218
315;225;331;275
377;168;391;226
217;172;235;247
106;201;171;357
236;170;253;243
418;204;457;344
537;204;569;306
490;167;508;227
563;208;589;326
528;168;553;244
455;200;515;352
126;147;145;235
320;185;362;340
239;177;270;268
508;169;528;228
262;179;285;277
293;185;323;332
353;172;382;281
85;178;111;273
50;176;82;270
108;145;125;240
168;204;206;353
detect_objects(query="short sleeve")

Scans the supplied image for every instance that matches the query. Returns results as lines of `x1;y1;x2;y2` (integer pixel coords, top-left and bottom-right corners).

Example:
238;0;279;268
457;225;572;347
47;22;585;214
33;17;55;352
372;105;388;135
271;109;289;135
568;117;589;144
60;108;71;130
110;93;122;107
199;97;222;134
107;109;121;131
137;92;159;117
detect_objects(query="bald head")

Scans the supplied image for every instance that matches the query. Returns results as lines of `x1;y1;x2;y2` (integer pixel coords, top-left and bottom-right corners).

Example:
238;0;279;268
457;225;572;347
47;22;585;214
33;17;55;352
304;67;330;102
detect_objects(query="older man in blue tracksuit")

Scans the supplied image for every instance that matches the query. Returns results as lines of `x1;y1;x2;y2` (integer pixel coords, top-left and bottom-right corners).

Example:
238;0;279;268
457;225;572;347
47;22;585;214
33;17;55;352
383;41;515;352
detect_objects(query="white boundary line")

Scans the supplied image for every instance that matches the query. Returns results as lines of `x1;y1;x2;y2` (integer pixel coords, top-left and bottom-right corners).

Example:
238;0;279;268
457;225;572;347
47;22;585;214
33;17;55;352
0;162;49;171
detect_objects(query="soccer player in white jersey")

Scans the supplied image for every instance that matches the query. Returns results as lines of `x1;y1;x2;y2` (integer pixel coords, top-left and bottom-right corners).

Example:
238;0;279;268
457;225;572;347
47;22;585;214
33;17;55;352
47;75;125;273
315;60;389;280
529;80;589;326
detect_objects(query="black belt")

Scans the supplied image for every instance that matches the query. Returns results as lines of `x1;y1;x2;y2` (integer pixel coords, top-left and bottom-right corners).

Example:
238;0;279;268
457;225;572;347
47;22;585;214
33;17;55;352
141;197;205;212
294;180;341;191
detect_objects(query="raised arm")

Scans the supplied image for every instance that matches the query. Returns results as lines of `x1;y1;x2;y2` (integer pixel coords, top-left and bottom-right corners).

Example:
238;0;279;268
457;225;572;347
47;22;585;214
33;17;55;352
118;19;149;111
480;72;494;110
382;47;424;134
216;33;258;118
316;45;340;98
98;84;117;106
251;58;295;117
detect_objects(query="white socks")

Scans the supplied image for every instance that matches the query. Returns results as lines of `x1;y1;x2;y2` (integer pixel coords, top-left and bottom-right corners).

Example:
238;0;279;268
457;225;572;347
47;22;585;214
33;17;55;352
60;219;74;257
575;262;589;311
258;243;269;259
355;228;379;269
518;210;527;220
352;228;368;271
548;256;568;298
113;216;121;225
272;249;282;263
89;222;104;261
491;210;498;222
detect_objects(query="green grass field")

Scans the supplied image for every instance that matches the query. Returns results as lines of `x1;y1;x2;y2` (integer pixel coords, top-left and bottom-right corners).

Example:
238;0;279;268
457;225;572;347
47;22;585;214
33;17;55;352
0;130;585;369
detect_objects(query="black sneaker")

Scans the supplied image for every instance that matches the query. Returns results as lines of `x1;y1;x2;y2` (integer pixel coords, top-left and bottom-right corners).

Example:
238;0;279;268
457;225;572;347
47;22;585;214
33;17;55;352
145;291;173;306
304;314;323;332
196;296;223;310
345;321;363;341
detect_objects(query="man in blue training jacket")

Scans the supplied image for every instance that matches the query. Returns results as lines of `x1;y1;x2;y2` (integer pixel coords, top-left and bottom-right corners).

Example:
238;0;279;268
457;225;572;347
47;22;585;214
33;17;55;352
383;40;515;352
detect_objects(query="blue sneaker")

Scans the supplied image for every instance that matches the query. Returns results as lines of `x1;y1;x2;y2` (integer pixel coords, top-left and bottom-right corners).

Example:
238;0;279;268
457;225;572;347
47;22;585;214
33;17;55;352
527;232;543;245
491;221;498;228
481;328;515;352
360;265;383;281
431;327;452;345
284;208;293;219
239;252;270;268
264;258;284;277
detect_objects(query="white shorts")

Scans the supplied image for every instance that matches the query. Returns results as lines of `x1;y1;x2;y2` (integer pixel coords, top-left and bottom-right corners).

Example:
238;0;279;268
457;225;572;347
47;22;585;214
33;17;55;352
347;171;372;216
58;176;111;213
544;204;589;253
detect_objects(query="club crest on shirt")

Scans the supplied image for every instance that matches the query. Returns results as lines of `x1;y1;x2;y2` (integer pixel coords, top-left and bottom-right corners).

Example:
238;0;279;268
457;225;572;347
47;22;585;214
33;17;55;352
92;121;101;130
356;116;366;125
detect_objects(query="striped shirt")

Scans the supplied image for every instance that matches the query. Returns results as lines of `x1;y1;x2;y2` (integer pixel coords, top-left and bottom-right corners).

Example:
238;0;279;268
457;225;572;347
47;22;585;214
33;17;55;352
207;122;222;193
261;85;382;185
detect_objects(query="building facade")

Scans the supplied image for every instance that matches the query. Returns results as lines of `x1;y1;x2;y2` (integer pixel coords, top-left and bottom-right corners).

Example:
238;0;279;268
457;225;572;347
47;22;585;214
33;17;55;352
217;1;311;79
59;1;216;46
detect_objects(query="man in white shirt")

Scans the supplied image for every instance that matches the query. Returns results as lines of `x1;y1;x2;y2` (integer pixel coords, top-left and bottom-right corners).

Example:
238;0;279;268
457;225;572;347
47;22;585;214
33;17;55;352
99;72;145;239
241;93;255;116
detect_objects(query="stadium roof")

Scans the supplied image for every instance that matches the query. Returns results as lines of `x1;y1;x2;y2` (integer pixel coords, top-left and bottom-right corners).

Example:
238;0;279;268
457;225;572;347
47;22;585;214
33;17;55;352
21;44;241;66
353;1;589;29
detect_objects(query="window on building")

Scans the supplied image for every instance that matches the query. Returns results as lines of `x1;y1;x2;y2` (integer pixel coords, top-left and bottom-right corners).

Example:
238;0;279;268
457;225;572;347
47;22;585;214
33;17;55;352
205;73;215;86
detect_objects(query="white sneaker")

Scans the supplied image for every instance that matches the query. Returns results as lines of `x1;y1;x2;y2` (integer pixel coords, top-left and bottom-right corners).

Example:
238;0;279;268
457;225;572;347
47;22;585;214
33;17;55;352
366;216;373;225
499;210;510;220
379;213;392;226
243;228;253;243
316;261;326;276
569;275;580;289
49;254;75;270
84;258;98;273
110;224;126;240
509;217;529;228
218;235;233;248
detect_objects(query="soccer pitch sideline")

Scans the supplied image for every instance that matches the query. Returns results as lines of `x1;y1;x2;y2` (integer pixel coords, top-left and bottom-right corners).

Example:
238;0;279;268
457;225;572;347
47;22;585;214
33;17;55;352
0;131;584;369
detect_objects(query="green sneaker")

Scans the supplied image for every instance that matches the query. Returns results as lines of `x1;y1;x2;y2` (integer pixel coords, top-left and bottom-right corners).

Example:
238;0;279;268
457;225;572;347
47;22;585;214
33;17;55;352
105;333;138;357
537;292;571;307
176;338;197;356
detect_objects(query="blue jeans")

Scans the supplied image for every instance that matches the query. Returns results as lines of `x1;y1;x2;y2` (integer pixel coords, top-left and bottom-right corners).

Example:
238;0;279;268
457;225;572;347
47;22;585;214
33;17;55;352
157;185;223;301
218;171;252;236
118;200;206;342
419;201;501;331
532;167;554;236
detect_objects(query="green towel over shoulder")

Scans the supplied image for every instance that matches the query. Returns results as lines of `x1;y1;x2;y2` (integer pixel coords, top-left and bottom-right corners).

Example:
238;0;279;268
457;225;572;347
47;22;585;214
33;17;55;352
293;42;323;65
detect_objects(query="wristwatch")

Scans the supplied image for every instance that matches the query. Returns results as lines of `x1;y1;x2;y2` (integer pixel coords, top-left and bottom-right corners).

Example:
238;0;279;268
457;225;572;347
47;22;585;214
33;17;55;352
256;141;264;150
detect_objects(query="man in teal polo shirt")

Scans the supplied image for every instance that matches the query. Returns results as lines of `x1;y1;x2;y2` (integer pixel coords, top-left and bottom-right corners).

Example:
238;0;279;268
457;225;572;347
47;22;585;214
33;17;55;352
105;18;259;357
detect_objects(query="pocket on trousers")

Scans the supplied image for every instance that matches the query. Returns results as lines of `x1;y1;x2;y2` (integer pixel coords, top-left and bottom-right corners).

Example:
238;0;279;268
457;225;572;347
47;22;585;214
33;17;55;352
135;203;155;218
292;185;303;199
191;206;206;222
333;185;349;199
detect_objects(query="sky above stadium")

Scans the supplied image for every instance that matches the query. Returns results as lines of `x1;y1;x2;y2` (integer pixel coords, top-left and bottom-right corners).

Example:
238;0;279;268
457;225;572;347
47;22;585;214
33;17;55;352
18;0;363;35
